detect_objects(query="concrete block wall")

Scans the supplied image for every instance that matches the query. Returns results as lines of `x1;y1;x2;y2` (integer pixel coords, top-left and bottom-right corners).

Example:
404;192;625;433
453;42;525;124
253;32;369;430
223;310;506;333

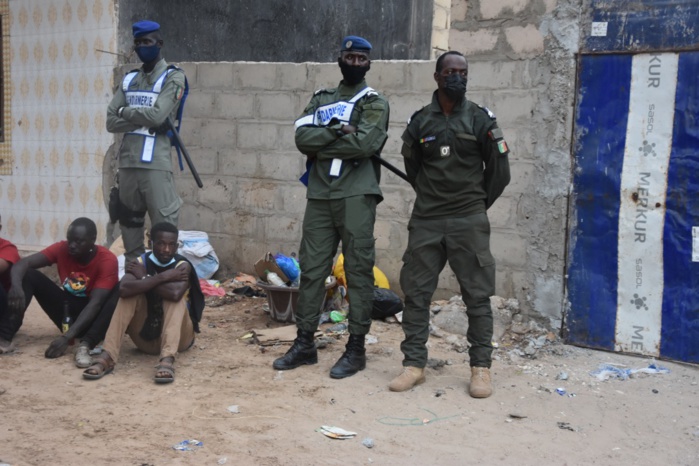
111;0;586;327
167;58;520;307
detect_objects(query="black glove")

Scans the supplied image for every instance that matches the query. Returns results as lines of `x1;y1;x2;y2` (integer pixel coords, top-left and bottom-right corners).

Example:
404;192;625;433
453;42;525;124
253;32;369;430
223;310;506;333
148;122;170;135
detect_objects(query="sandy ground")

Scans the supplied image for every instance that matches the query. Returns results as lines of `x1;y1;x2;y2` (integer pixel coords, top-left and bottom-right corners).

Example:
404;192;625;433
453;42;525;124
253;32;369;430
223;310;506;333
0;295;697;466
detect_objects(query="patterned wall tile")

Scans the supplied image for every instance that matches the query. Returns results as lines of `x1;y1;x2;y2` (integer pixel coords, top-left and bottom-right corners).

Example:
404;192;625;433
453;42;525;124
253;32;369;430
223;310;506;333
0;0;117;248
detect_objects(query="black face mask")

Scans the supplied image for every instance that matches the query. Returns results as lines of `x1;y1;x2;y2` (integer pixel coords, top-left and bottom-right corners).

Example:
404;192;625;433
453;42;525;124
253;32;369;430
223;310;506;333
338;59;371;85
443;74;467;102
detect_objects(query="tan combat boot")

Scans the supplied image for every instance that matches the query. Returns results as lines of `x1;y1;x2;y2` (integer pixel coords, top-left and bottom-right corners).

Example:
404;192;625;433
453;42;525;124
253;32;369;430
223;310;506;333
388;366;426;392
469;367;493;398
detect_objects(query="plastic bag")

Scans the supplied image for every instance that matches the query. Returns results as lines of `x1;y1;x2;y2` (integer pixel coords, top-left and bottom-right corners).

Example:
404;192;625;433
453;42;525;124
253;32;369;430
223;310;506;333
371;288;403;320
178;231;219;279
333;253;390;289
274;253;300;281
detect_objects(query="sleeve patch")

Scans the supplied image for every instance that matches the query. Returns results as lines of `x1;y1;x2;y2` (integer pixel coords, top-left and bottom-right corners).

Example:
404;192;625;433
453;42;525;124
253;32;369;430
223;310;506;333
488;127;504;140
497;140;509;154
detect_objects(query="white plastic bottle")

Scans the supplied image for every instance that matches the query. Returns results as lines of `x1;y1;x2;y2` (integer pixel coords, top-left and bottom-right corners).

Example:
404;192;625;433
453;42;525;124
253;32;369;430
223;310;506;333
267;272;286;287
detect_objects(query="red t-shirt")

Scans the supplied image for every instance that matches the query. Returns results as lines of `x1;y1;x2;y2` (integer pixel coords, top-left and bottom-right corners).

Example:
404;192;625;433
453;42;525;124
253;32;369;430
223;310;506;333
0;238;20;291
40;242;118;297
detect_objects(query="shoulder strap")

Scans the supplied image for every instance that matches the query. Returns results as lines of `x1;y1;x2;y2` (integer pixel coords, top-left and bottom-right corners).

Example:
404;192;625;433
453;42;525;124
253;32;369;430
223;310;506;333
122;69;140;92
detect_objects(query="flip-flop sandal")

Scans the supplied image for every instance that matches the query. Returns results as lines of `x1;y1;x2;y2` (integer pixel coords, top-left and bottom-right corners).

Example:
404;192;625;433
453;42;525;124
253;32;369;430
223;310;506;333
154;363;175;384
83;359;114;380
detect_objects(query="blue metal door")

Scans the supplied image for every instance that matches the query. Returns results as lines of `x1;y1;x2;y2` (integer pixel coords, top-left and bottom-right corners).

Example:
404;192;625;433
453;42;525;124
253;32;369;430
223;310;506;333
566;51;699;363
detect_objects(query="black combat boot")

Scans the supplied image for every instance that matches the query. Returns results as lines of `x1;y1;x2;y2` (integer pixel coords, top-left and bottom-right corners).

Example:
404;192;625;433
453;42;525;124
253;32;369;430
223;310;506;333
272;329;317;370
329;334;366;379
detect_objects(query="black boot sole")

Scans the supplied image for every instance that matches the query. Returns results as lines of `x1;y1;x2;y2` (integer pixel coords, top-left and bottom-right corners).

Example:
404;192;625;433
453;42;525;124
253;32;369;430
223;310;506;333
329;361;366;379
272;355;318;371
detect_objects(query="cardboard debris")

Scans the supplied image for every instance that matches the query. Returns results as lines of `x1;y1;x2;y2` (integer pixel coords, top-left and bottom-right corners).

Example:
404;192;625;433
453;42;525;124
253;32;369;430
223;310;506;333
254;253;289;283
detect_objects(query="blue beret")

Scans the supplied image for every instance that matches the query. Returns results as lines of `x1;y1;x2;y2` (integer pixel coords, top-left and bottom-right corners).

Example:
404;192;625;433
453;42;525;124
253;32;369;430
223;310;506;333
341;36;372;52
132;20;160;38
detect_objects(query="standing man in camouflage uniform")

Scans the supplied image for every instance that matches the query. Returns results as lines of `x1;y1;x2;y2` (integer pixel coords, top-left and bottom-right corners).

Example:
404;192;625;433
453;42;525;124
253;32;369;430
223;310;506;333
273;36;390;379
389;51;510;397
107;20;186;261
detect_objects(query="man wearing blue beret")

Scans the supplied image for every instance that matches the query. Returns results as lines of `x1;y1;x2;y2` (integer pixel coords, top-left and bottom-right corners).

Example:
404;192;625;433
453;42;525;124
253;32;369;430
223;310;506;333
273;36;390;379
106;20;186;262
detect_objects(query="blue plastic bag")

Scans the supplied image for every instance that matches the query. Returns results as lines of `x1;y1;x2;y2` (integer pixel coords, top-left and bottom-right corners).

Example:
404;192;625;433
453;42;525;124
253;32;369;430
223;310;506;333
274;253;300;281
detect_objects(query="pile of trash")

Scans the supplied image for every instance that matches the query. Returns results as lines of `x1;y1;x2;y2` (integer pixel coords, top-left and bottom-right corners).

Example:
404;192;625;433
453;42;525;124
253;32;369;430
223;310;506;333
426;295;562;360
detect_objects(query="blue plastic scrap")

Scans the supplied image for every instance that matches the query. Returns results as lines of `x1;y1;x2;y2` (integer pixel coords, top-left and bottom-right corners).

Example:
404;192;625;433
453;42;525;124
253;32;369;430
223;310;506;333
173;439;203;451
590;361;670;381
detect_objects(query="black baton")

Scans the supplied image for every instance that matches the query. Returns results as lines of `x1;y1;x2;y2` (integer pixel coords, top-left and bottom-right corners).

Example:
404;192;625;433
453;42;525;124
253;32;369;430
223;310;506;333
372;155;409;182
166;117;203;188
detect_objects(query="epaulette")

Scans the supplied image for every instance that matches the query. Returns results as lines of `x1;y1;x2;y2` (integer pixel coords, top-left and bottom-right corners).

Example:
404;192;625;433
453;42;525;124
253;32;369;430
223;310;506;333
367;90;379;97
407;105;429;124
477;104;497;120
314;88;335;95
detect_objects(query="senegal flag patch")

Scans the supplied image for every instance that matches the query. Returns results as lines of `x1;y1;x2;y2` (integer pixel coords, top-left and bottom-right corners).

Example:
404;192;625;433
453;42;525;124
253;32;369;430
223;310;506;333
497;140;509;154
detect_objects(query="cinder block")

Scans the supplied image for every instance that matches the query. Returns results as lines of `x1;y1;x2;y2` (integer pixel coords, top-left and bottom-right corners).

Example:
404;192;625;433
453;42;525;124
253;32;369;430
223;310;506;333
468;61;522;90
200;119;237;149
179;203;223;233
389;93;431;126
198;63;235;90
236;179;280;211
177;63;198;89
214;93;255;120
451;0;469;21
480;0;530;19
491;230;527;267
184;91;215;119
504;160;535;195
197;178;235;208
504;25;545;56
379;187;412;218
221;210;259;239
278;63;310;91
308;64;341;90
259;152;301;181
236;122;279;150
431;29;450;53
373;219;393;250
219;151;258;177
367;61;408;90
408;61;439;93
186;148;219;175
257;93;298;120
487;196;515;228
488;90;538;126
433;6;450;30
278;123;298;151
280;184;308;214
262;215;303;242
449;29;499;55
235;63;278;90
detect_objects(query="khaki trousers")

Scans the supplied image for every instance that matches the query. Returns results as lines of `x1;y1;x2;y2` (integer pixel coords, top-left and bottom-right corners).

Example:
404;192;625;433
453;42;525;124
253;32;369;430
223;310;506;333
102;294;194;362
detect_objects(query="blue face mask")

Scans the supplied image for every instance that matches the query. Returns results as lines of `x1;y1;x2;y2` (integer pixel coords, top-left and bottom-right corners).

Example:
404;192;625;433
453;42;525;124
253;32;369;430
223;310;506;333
148;253;176;267
135;44;160;63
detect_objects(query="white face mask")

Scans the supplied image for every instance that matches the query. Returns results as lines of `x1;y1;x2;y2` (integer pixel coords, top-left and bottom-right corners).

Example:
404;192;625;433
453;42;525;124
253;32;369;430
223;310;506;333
148;253;176;267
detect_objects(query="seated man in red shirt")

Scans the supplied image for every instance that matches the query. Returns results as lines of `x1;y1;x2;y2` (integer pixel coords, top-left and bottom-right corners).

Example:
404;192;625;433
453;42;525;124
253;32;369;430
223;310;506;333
0;215;20;333
0;217;120;368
